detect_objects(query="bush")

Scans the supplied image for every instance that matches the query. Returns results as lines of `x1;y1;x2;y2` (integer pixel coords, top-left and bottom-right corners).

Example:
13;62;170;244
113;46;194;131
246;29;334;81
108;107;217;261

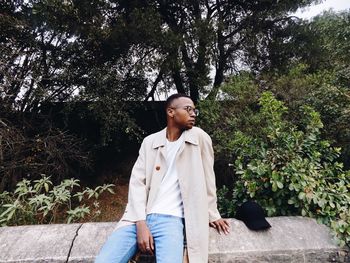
197;72;261;161
0;115;92;192
264;64;350;168
0;175;114;225
217;92;350;247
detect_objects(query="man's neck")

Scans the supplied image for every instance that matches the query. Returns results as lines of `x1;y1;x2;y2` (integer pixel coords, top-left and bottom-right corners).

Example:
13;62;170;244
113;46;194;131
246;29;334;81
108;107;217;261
166;126;183;142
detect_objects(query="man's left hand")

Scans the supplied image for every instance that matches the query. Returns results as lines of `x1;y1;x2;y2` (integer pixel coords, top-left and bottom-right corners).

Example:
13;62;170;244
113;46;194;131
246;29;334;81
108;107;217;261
209;218;230;235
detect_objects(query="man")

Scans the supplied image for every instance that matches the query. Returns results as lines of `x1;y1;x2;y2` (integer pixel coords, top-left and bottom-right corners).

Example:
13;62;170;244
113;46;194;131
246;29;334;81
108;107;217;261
95;93;230;263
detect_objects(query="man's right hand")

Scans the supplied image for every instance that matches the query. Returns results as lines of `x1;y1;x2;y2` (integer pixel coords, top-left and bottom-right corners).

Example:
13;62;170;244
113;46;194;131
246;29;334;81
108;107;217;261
136;220;154;255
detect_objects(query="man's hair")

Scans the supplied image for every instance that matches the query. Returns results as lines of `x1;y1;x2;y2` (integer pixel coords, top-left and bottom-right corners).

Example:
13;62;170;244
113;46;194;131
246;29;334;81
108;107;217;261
165;93;191;110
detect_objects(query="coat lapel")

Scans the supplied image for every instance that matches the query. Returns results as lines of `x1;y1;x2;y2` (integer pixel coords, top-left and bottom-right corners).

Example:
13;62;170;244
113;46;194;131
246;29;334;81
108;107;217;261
152;127;167;160
177;128;199;157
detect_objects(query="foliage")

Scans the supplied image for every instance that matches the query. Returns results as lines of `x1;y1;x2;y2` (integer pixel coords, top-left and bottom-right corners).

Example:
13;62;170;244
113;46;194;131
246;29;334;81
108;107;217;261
78;61;147;145
307;10;350;85
0;114;91;191
0;0;318;109
217;92;350;246
197;72;261;158
5;1;349;152
0;0;147;143
271;10;350;85
2;2;349;150
263;64;350;168
198;64;350;168
0;175;115;225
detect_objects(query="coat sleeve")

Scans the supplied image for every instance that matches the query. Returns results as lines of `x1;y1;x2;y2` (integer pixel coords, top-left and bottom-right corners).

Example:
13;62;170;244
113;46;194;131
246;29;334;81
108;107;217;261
125;139;147;222
201;132;222;222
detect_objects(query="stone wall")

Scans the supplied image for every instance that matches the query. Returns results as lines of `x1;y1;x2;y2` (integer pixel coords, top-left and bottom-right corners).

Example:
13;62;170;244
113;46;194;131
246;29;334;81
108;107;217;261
0;217;348;263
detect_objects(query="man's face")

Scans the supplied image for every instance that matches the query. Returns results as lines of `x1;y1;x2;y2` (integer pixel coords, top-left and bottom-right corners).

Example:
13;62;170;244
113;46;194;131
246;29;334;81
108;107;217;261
168;97;196;129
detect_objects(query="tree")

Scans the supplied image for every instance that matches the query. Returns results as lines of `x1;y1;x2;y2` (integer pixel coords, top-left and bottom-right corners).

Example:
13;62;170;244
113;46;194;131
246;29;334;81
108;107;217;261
307;10;350;86
0;0;147;111
107;0;320;102
1;0;148;144
1;0;320;108
264;9;350;82
1;0;82;112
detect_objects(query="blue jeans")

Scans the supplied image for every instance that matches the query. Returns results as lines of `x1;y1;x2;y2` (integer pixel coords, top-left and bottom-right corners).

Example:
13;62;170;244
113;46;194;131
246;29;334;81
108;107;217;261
95;214;185;263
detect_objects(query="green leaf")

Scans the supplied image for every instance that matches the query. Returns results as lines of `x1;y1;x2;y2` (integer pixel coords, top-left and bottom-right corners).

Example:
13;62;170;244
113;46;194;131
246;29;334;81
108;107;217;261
276;181;284;189
298;192;306;200
44;183;49;193
272;182;278;192
301;209;307;216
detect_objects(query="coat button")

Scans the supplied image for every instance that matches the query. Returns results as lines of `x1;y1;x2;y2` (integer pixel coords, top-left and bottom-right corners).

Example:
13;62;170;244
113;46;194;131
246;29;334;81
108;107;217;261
155;166;160;171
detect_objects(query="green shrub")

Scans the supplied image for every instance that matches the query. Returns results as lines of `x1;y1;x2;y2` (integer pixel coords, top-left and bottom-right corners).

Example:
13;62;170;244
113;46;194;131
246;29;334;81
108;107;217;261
264;64;350;167
218;92;350;247
197;72;261;160
0;175;114;225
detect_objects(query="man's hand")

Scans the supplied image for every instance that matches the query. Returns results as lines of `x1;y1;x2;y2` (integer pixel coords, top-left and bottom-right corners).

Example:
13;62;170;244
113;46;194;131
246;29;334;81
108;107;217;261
136;220;154;255
209;218;230;235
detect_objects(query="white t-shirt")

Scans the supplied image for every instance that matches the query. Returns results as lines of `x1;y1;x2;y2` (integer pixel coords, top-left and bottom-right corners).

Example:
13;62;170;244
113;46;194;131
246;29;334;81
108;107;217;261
148;134;184;218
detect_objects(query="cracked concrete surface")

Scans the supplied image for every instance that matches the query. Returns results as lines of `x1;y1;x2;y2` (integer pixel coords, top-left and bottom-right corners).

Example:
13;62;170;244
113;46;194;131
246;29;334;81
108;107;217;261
67;222;115;263
65;223;83;263
0;217;348;263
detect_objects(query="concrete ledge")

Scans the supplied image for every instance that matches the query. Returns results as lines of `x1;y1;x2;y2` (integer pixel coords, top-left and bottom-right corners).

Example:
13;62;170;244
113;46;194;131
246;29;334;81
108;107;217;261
0;217;348;263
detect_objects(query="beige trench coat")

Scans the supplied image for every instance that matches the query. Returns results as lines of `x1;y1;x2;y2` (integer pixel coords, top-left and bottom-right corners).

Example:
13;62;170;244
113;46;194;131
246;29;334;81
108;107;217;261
114;126;221;262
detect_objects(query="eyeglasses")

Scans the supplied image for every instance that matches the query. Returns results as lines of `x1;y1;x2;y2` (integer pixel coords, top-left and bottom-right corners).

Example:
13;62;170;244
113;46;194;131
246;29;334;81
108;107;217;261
170;106;199;116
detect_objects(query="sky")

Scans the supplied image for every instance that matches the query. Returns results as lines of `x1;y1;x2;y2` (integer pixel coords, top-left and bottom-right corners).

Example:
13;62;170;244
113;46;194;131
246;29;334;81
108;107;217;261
293;0;350;19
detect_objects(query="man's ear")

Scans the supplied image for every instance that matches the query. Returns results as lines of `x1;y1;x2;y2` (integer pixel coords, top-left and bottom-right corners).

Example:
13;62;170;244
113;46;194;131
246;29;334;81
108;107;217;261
167;107;174;118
